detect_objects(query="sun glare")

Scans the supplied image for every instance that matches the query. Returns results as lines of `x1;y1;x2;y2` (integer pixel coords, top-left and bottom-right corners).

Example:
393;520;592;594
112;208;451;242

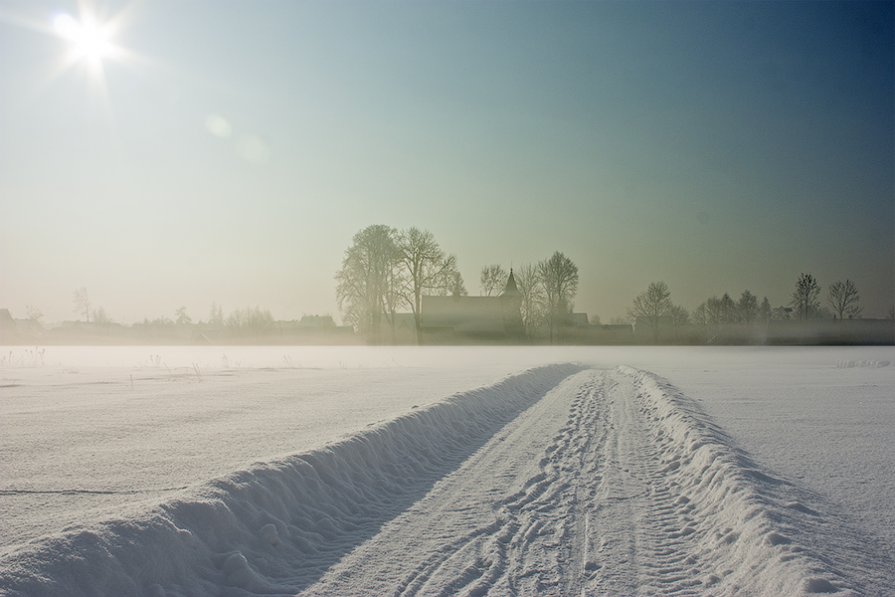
53;12;115;71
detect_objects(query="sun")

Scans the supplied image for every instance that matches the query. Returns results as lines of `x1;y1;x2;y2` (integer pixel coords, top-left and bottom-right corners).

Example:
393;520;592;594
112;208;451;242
53;11;117;73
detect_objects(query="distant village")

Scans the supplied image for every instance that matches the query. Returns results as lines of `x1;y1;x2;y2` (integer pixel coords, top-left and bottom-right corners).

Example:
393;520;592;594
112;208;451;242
1;272;892;346
2;226;893;346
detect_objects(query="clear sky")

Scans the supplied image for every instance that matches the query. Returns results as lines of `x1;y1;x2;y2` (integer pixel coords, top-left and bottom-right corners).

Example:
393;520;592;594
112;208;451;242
1;0;892;323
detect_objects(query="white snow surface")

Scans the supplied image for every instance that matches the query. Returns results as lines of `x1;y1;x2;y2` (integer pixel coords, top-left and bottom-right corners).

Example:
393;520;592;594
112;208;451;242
1;345;893;596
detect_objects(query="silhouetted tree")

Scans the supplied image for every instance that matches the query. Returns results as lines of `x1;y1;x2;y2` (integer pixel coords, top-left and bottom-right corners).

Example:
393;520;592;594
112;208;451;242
719;293;737;323
336;225;401;340
25;305;43;323
226;306;273;334
758;297;772;322
791;273;821;320
480;264;508;296
175;306;192;326
692;302;708;327
828;279;862;320
669;304;689;327
702;296;720;323
515;263;546;338
538;252;578;343
73;287;90;322
693;298;721;342
629;281;672;342
669;304;689;341
395;228;459;343
737;290;758;324
450;272;468;297
92;307;111;325
209;302;224;327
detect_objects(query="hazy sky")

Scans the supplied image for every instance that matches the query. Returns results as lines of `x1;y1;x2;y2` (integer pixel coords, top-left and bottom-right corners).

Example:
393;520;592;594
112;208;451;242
1;0;893;323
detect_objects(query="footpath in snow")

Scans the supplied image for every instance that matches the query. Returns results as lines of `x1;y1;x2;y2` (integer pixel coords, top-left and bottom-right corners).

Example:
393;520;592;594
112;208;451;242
1;364;892;596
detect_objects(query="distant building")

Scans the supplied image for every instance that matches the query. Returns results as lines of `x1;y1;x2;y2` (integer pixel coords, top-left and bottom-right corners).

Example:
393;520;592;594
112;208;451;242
0;309;15;342
297;315;336;329
421;269;523;337
568;312;589;327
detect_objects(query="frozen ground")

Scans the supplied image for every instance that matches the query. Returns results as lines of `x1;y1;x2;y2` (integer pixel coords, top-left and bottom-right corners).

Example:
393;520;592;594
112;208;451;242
0;345;893;595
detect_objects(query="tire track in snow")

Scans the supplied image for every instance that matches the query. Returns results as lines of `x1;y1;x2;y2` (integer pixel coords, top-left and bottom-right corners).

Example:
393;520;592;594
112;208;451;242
518;373;610;596
8;363;887;596
392;373;611;596
306;367;886;596
580;372;708;595
301;370;608;597
614;366;884;596
0;365;583;597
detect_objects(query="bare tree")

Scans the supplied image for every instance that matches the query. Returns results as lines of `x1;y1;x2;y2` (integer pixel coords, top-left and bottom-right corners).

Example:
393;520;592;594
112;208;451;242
828;279;862;320
25;305;43;323
336;225;400;340
449;272;468;297
704;296;724;324
668;303;689;342
758;297;772;322
209;302;224;327
629;281;672;342
737;290;758;324
73;287;90;323
514;263;546;338
692;302;708;327
692;300;720;343
382;264;406;338
480;264;508;296
92;307;111;325
175;306;192;326
791;273;821;320
719;293;737;323
226;306;273;334
669;304;689;327
395;228;459;343
538;252;578;343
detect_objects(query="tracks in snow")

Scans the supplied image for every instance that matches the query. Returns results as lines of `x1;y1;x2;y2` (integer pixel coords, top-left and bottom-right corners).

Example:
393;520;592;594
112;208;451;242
5;365;883;596
305;368;870;597
393;373;610;597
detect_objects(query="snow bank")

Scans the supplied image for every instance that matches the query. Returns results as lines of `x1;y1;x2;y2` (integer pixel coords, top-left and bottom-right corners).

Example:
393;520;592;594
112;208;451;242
619;365;891;596
0;364;582;597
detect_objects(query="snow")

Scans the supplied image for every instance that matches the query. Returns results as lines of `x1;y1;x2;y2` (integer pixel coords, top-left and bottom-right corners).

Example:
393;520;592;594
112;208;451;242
1;346;893;595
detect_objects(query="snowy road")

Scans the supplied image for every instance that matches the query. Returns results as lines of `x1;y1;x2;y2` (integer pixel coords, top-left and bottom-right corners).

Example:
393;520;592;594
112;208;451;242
304;369;886;596
2;358;893;596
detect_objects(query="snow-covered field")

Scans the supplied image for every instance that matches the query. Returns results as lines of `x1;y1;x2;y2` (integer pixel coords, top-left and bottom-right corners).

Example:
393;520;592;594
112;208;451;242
1;346;893;596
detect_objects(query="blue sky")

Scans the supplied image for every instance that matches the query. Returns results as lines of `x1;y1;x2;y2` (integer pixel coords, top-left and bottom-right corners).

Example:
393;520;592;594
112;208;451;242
1;0;892;322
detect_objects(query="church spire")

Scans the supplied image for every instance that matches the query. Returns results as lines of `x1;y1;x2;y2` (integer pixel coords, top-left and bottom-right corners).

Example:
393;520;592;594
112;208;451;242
501;268;519;296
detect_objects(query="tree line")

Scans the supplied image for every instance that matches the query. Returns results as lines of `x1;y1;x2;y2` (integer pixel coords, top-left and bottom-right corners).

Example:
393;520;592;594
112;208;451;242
335;225;581;342
64;288;277;335
629;273;869;342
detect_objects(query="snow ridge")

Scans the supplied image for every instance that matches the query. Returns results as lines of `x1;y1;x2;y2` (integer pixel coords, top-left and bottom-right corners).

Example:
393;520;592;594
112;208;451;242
618;365;887;596
0;364;583;597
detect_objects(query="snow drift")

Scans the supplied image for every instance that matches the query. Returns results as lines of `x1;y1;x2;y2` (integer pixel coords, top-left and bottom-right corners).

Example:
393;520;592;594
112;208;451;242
0;364;583;597
619;365;893;596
